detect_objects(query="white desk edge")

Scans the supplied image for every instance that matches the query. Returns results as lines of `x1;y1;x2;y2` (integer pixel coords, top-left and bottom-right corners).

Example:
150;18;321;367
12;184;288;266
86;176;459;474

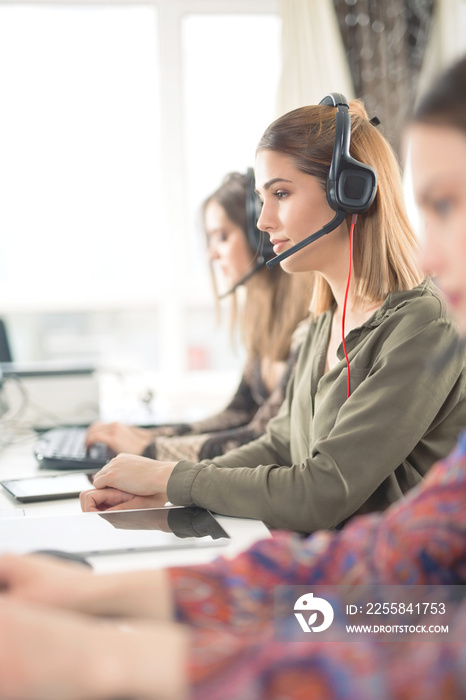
0;434;272;574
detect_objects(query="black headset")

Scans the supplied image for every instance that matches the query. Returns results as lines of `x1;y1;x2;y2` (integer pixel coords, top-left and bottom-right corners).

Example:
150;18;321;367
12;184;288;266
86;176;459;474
245;167;275;264
266;93;378;268
217;169;274;298
321;92;377;213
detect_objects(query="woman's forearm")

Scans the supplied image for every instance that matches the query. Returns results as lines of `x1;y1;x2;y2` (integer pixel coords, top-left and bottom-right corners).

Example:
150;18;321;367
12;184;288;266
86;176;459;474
0;598;188;700
86;568;175;620
104;619;189;700
0;554;175;622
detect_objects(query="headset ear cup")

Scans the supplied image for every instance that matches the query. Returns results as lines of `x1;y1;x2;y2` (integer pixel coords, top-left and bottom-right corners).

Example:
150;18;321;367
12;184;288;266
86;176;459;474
335;163;378;212
245;168;274;262
320;93;378;215
326;178;338;212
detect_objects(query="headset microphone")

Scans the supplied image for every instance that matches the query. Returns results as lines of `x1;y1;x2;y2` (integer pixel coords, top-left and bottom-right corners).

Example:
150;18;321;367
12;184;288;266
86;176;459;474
218;259;268;299
266;210;347;268
266;93;377;269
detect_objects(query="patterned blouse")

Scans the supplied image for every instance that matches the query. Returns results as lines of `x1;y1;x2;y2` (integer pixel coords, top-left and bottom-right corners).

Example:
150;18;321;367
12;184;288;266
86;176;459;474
168;430;466;699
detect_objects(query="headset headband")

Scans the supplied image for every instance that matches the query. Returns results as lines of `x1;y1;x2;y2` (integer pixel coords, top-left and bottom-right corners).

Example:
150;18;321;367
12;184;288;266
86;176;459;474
319;93;378;214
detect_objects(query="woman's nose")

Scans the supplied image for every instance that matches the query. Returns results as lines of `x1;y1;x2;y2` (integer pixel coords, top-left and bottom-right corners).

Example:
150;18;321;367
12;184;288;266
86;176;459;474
257;202;274;233
208;240;220;261
418;225;443;277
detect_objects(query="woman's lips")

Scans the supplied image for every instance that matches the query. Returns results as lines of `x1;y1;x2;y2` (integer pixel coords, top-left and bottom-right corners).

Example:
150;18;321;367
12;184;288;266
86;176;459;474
432;280;463;309
271;239;289;254
446;292;462;308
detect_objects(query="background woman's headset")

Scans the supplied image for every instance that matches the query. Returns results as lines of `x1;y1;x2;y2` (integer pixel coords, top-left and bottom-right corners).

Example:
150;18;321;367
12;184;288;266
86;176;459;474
218;168;274;298
267;92;378;268
245;166;275;264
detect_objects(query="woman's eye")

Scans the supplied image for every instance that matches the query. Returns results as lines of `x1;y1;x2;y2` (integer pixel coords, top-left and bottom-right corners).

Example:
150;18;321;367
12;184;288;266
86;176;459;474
275;190;288;199
208;232;228;248
433;199;452;217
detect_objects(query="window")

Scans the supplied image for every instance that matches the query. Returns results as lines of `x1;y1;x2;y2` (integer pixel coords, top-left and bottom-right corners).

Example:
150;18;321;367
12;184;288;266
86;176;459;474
182;13;281;290
0;4;164;307
0;0;281;402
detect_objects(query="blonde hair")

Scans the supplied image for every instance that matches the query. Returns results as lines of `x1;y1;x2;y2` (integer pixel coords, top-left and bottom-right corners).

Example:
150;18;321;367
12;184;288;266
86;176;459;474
241;267;311;361
257;100;423;315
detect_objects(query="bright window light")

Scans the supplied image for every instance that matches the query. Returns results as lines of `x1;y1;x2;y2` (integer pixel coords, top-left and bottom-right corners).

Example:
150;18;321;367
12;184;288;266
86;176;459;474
182;13;281;288
0;5;163;309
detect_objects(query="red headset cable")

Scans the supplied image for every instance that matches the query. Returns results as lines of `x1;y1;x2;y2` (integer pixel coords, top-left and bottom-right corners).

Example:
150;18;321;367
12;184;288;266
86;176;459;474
342;213;358;399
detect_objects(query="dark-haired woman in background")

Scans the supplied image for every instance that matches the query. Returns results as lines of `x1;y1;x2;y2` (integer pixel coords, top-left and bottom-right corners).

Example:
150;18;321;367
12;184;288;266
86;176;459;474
83;98;465;534
86;171;311;462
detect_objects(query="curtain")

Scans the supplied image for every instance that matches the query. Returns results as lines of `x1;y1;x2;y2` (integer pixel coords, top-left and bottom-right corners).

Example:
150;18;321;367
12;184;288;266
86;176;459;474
276;0;354;117
332;0;435;156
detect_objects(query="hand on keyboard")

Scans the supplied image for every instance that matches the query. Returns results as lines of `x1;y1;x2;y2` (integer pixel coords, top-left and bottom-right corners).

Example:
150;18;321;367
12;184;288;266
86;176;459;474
34;427;115;470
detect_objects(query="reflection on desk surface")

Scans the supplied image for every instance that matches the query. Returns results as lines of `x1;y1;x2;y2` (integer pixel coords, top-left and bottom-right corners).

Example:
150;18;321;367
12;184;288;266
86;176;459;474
99;506;229;539
0;506;230;557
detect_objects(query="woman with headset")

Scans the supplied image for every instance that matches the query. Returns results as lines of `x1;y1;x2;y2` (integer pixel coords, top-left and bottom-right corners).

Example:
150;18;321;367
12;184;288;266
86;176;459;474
2;55;466;700
81;93;466;534
86;171;311;462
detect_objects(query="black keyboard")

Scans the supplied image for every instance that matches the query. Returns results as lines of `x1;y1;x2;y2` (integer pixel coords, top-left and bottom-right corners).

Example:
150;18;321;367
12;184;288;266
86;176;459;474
34;427;115;470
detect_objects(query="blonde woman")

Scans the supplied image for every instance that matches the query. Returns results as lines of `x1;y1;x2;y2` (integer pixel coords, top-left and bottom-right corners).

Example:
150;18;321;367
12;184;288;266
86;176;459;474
84;98;466;534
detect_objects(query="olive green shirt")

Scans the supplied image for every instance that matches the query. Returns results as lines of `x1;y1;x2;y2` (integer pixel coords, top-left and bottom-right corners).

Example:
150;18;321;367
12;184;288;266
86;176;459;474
167;279;466;533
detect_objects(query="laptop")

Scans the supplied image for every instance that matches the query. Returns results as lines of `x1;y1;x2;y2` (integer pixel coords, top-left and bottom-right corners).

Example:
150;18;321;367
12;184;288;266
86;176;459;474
0;506;230;557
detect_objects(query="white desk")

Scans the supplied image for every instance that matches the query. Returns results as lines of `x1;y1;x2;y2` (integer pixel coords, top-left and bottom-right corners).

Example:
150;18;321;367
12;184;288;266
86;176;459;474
0;434;271;573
